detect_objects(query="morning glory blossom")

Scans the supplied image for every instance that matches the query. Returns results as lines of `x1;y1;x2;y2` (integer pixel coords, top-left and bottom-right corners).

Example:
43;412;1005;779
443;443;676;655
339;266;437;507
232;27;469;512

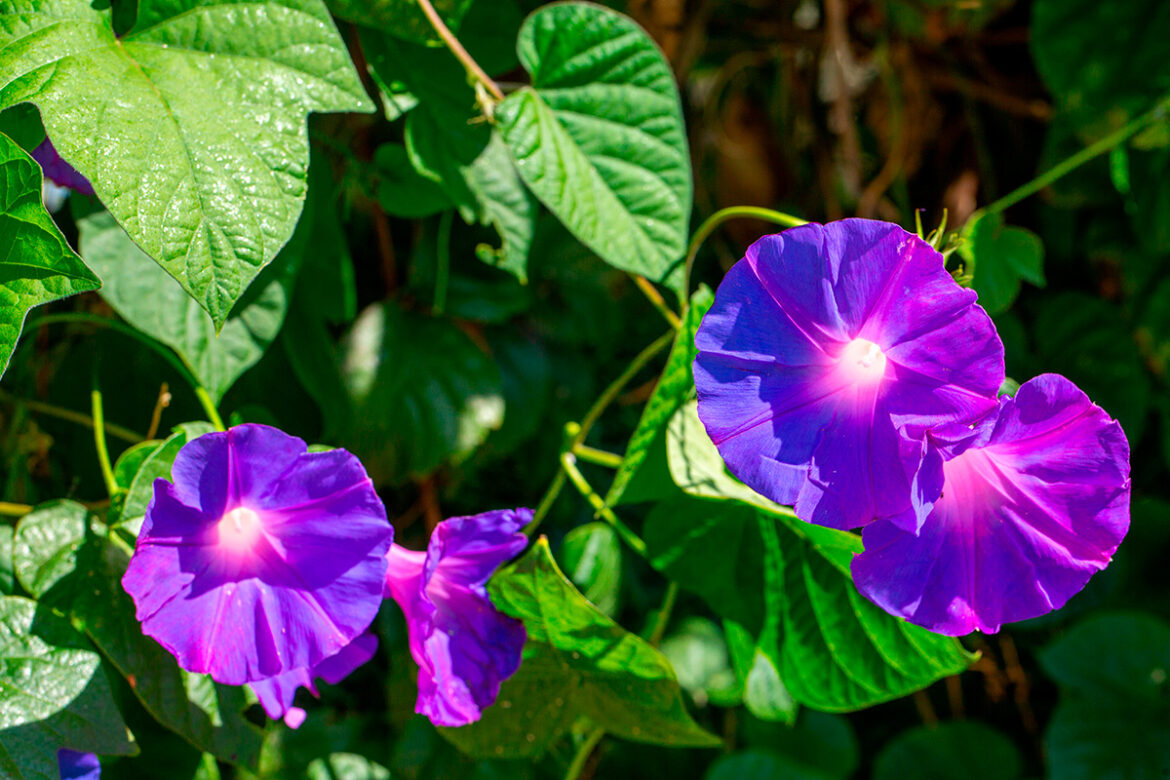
694;219;1004;530
58;750;100;780
385;508;529;727
852;374;1131;635
31;137;93;212
250;632;378;729
123;424;392;684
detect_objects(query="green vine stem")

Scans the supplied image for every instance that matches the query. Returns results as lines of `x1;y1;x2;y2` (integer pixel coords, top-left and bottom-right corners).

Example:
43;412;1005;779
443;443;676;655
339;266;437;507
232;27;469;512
434;210;454;316
571;443;625;469
982;94;1170;217
633;276;682;329
415;0;505;103
525;330;674;536
0;501;33;517
560;452;647;557
682;206;807;299
563;726;607;780
91;385;119;499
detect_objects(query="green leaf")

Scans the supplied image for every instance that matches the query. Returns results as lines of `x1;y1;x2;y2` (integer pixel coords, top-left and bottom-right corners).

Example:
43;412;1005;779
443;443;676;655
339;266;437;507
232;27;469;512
873;722;1022;780
0;595;135;779
0;527;13;596
0;105;44;151
0;132;100;378
665;400;798;517
12;500;89;601
444;538;720;757
742;710;859;779
1039;612;1170;779
0;0;372;326
77;204;309;403
659;617;740;709
120;423;217;526
1031;0;1170;137
339;302;504;484
645;493;974;712
1033;292;1151;443
327;0;472;43
608;286;712;506
495;2;692;293
112;439;165;493
362;30;536;281
374;143;452;219
559;522;622;617
960;210;1045;316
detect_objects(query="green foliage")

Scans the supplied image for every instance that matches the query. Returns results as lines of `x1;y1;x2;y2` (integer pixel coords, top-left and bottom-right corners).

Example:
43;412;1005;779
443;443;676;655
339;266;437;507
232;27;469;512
496;2;692;294
1040;612;1170;779
339;301;504;484
328;0;473;42
0;132;100;378
443;538;720;757
559;522;623;617
0;0;371;326
960;210;1045;315
0;595;135;779
873;722;1022;780
77;203;309;403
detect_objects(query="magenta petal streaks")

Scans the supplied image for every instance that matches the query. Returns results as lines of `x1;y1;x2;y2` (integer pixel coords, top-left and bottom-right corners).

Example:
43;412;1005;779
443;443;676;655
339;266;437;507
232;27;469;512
694;219;1005;530
385;508;529;728
852;374;1131;635
122;424;393;685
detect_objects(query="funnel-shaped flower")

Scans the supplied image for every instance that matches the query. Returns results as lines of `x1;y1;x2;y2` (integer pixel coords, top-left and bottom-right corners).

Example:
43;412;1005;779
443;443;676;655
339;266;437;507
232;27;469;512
123;424;392;684
385;508;529;727
853;374;1130;635
58;750;100;780
695;219;1004;530
250;632;378;729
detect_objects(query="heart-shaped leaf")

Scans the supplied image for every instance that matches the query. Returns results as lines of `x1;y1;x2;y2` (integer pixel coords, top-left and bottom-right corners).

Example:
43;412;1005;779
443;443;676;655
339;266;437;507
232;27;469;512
0;0;372;326
495;3;692;293
959;210;1045;315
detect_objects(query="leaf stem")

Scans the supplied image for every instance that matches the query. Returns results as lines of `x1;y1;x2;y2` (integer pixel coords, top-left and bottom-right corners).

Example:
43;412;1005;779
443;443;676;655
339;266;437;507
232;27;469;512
646;581;679;646
633;276;682;330
0;502;33;517
571;443;625;469
415;0;505;102
983;94;1170;217
683;206;806;297
0;389;143;444
563;725;606;780
434;210;453;315
195;387;226;432
560;452;647;557
91;385;119;499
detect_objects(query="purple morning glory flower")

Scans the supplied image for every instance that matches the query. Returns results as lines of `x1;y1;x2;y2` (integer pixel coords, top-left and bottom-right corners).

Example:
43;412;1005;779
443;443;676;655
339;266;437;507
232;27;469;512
852;374;1131;635
122;424;393;685
250;632;378;729
385;508;529;727
57;749;100;780
31;137;94;196
694;219;1004;530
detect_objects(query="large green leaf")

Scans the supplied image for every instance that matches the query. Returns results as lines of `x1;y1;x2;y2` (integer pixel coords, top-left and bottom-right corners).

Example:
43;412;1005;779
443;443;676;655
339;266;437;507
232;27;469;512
495;2;692;293
1031;0;1170;137
77;203;309;403
339;301;504;484
1040;612;1170;779
873;722;1022;780
960;210;1045;316
607;286;712;506
0;595;135;780
0;132;100;378
559;522;622;618
443;538;720;757
327;0;472;43
362;30;536;281
11;500;263;768
0;0;372;326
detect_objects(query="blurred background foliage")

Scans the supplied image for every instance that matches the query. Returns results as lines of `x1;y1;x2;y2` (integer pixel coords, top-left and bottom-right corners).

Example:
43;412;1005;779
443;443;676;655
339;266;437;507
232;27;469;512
2;0;1169;777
